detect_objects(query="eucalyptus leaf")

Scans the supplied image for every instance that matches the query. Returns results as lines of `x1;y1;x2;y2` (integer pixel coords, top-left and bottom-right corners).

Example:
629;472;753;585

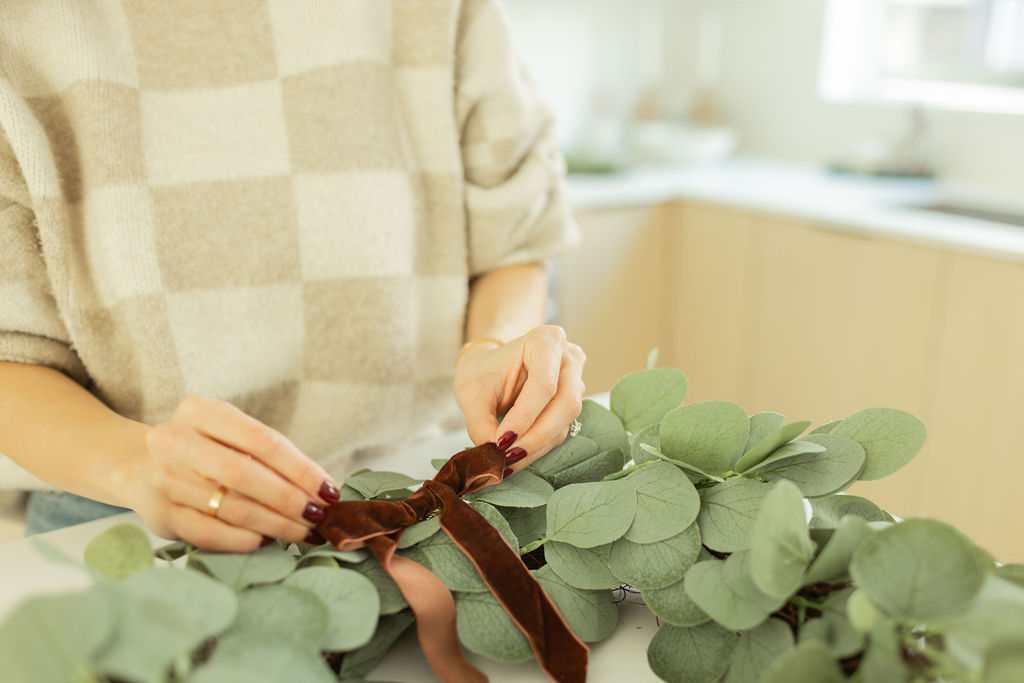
299;545;369;565
941;575;1024;670
696;478;771;552
192;543;297;590
982;640;1024;683
577;399;629;456
641;443;723;482
455;591;533;661
339;612;416;679
535;565;617;643
809;420;841;435
683;552;785;631
760;434;866;497
403;529;487;593
470;501;519;550
631;423;660;465
758;640;844;683
660;401;749;475
609;524;701;590
0;590;114;683
859;622;905;683
430;458;449;470
623;461;700;543
500;505;547;549
749;438;826;472
723;618;794;683
83;523;154;579
529;436;622;488
610;367;688;432
284;567;380;652
546;480;638;548
225;584;328;651
468;470;553;508
345;471;422;499
808;493;895;529
338;484;366;501
830;407;926;480
803;515;872;586
800;587;863;659
734;419;811;473
742;412;786;455
191;632;336;683
749;480;817;600
850;518;991;621
996;564;1024;589
350;559;409;615
640;576;710;627
544;541;620;590
846;588;886;635
396;516;442;549
646;622;737;683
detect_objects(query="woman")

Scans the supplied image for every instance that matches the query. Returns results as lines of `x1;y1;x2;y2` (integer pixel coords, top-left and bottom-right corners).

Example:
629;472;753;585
0;0;584;551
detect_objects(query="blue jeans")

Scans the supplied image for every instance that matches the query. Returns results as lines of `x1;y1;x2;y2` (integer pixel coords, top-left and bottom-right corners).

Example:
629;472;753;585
24;490;129;535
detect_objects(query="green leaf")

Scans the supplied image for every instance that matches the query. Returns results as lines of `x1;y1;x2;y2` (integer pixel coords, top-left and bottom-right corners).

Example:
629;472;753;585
846;588;885;635
800;588;863;659
344;470;421;498
749;480;817;600
646;622;737;683
660;401;749;475
455;591;533;661
749;439;826;472
337;484;366;501
339;612;416;678
641;443;724;482
942;575;1024;670
830;407;926;480
996;564;1024;589
723;618;794;683
640;576;710;627
696;478;771;552
742;412;786;455
95;568;237;683
83;523;154;579
529;436;624;488
803;515;872;586
192;543;297;590
298;545;369;565
850;518;991;620
859;622;905;683
284;567;380;652
809;420;841;435
535;565;617;643
225;584;328;651
758;641;844;683
500;505;546;549
0;590;115;683
760;434;866;497
191;632;336;683
623;461;700;543
396;516;441;549
631;423;660;465
734;419;811;473
544;541;620;590
577;399;629;456
468;470;553;508
430;458;449;470
982;640;1024;683
546;480;638;548
609;524;701;590
350;559;408;615
469;501;519;551
808;494;895;529
403;528;487;593
683;552;785;631
610;367;688;432
646;347;659;370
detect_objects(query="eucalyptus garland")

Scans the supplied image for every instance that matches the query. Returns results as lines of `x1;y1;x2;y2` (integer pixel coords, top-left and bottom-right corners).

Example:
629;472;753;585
3;360;1024;683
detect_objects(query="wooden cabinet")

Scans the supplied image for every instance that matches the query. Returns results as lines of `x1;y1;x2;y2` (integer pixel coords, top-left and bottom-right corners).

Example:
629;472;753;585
561;200;1024;561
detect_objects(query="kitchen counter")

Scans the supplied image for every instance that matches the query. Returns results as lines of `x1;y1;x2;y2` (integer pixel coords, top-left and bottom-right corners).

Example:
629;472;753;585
567;159;1024;264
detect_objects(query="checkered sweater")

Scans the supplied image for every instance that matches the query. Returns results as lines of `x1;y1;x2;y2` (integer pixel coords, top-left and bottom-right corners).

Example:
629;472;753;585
0;0;576;488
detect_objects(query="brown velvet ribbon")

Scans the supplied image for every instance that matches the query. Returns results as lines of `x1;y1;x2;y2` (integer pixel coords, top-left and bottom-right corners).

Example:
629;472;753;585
318;443;588;683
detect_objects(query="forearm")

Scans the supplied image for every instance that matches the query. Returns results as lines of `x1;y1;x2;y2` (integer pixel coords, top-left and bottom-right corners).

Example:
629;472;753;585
464;262;548;344
0;361;148;507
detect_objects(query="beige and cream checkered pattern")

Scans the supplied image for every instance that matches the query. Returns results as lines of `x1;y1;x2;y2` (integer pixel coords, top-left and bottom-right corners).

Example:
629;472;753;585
0;0;577;488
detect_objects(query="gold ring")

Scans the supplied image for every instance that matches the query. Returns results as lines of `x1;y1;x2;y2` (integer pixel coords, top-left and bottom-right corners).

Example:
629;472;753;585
206;484;228;518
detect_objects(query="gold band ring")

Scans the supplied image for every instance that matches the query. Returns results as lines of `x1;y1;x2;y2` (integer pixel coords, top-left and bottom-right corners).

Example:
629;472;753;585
206;484;228;518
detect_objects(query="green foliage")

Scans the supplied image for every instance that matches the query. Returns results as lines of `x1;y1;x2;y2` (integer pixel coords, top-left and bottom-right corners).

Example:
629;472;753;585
534;565;617;642
454;591;533;661
660;401;750;475
610;366;688;432
749;480;817;599
830;407;926;480
283;567;380;652
646;622;737;683
723;618;793;683
344;470;421;498
83;524;154;579
623;461;700;543
544;541;620;590
609;524;701;590
545;480;637;547
696;478;771;552
191;543;296;590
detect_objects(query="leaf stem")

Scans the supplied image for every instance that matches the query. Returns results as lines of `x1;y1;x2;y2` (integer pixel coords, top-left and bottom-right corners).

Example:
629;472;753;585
638;445;725;483
519;537;549;555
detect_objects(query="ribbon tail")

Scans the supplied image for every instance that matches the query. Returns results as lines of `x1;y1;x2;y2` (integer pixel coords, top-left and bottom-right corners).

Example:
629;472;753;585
437;493;589;683
367;536;487;683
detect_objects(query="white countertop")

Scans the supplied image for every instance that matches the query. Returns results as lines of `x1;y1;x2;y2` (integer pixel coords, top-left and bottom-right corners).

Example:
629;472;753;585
567;158;1024;265
0;426;661;683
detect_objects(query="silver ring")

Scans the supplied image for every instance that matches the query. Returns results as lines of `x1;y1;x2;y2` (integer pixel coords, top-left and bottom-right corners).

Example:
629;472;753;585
568;419;582;437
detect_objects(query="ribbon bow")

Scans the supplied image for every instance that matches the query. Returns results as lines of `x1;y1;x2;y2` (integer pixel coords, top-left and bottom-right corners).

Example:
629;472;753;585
318;443;588;683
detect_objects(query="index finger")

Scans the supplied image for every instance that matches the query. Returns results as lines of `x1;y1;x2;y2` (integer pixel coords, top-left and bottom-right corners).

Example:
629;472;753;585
176;395;340;505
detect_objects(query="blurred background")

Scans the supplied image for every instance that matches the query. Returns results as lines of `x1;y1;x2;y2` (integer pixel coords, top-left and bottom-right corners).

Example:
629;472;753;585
510;0;1024;560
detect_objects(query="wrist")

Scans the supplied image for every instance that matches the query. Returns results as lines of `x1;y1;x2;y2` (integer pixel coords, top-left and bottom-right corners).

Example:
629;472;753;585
104;419;152;510
457;336;504;363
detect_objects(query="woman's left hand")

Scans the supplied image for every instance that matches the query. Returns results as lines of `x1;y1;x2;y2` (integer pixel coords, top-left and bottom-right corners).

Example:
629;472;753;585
453;325;586;472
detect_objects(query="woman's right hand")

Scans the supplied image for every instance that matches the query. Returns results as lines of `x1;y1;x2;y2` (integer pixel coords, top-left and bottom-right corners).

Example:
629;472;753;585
134;394;340;552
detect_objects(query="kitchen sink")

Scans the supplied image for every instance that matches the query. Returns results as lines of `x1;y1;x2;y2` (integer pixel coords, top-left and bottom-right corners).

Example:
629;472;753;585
917;203;1024;228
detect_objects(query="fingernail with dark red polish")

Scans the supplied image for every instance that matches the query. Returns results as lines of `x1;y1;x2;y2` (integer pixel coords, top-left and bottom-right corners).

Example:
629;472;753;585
319;480;340;505
505;447;527;465
496;431;517;451
303;502;326;524
503;467;514;478
260;536;274;547
304;529;326;545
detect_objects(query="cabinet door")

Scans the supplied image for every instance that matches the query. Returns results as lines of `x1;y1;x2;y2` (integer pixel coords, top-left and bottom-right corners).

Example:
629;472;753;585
557;206;666;393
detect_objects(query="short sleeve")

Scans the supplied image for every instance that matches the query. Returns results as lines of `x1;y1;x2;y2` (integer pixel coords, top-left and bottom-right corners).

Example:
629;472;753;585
0;131;87;382
455;0;579;277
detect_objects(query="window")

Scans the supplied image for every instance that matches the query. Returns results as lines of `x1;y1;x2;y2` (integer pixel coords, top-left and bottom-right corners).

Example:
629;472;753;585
821;0;1024;113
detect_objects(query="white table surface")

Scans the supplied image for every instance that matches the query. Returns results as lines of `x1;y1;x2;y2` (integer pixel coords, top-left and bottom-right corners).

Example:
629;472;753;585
0;428;663;683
